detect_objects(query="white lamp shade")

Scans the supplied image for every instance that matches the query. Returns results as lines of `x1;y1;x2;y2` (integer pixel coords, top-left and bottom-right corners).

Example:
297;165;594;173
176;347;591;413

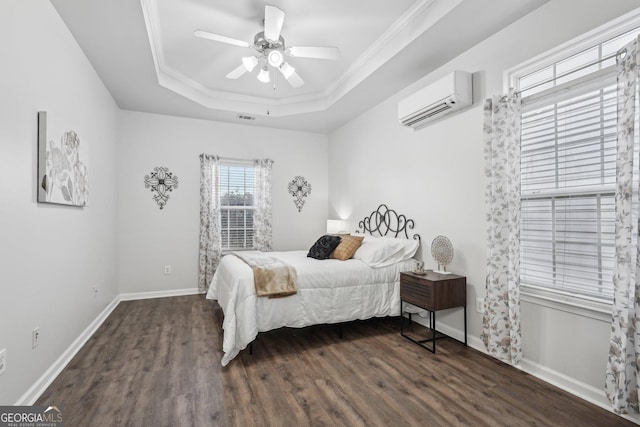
279;62;295;79
257;66;270;83
242;56;258;72
326;219;351;234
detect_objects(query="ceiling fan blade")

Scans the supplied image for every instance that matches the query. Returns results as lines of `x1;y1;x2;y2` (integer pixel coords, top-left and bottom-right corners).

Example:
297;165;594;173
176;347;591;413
194;30;251;48
264;5;285;42
286;70;305;88
225;64;248;79
287;46;340;60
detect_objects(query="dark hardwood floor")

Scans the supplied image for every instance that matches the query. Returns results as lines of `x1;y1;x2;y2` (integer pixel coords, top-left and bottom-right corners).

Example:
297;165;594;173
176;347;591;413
37;295;634;426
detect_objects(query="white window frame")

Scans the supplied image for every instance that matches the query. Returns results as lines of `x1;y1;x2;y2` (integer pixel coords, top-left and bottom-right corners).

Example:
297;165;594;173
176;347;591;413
504;9;640;95
504;8;640;320
218;160;256;252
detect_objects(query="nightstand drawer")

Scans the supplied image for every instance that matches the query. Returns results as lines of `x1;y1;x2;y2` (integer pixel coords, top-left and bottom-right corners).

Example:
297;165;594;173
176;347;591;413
400;276;433;308
400;271;466;311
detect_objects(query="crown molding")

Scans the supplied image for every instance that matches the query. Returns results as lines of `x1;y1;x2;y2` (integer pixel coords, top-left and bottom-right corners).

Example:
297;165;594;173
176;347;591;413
140;0;460;117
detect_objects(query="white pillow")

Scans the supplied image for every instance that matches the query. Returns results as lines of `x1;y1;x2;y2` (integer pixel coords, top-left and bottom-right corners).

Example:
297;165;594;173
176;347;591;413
353;236;419;267
382;236;419;259
352;239;398;267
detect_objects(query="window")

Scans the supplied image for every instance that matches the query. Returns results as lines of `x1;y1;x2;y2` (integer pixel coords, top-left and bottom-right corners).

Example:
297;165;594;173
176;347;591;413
512;27;640;301
219;162;255;250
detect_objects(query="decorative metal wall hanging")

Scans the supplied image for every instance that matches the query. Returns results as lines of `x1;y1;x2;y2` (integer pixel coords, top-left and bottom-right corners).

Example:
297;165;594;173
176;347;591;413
288;175;311;212
144;166;178;210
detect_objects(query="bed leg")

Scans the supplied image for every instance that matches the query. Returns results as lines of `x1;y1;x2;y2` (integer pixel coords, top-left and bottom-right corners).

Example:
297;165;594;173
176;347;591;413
338;323;343;339
249;342;253;355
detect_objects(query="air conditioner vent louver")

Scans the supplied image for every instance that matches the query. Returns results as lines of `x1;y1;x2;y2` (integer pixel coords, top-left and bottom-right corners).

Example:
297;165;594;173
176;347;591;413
398;71;472;130
401;102;453;127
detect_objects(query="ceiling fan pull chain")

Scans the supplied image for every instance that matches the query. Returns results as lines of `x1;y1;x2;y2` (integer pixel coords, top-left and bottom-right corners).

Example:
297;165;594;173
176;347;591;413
273;68;276;91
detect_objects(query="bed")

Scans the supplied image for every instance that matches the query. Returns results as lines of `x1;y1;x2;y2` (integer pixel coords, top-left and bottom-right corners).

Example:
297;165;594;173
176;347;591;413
206;204;421;366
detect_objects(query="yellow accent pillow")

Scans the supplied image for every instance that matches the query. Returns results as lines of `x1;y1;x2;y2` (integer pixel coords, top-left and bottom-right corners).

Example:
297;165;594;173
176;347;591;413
330;235;364;260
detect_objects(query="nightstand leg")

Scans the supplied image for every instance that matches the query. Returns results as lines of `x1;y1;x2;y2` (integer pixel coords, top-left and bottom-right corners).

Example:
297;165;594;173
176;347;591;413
400;301;404;334
432;311;437;353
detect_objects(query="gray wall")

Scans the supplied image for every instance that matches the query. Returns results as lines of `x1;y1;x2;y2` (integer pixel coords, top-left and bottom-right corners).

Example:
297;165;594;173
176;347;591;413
116;110;329;294
0;0;119;405
328;0;639;405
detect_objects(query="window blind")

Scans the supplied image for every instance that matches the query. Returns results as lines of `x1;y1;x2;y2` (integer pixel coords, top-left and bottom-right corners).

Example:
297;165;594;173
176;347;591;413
219;162;255;250
520;70;619;300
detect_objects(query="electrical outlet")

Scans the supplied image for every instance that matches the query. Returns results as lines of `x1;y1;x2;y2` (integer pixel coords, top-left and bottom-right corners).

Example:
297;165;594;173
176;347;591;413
475;298;483;313
164;265;172;275
32;328;40;348
0;349;6;376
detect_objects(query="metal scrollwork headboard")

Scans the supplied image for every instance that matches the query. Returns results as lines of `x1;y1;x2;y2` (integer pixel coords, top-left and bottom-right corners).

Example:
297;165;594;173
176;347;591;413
357;204;420;241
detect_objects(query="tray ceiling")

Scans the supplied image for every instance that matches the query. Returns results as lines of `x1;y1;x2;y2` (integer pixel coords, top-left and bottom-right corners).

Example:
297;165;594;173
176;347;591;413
51;0;547;132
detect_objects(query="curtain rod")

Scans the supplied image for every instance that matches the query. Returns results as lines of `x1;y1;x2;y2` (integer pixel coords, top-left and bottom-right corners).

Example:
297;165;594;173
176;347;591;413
200;153;254;163
220;156;254;163
515;51;619;95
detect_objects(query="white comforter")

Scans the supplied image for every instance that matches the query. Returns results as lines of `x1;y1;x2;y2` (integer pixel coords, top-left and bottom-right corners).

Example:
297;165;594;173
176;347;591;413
206;250;415;366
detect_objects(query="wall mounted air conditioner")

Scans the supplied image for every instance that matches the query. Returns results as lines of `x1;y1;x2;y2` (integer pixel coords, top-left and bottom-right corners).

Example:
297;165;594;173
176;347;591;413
398;71;472;129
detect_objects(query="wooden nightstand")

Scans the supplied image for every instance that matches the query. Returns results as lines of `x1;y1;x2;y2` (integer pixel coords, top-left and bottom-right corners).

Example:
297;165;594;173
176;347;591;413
400;271;467;353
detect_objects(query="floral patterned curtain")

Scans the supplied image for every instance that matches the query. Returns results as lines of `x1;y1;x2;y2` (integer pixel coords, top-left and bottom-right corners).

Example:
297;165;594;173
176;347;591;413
481;92;523;365
606;36;640;414
253;159;274;252
198;154;221;293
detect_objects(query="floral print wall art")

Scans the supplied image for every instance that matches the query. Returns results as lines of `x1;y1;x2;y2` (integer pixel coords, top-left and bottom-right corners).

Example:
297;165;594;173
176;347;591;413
37;111;89;207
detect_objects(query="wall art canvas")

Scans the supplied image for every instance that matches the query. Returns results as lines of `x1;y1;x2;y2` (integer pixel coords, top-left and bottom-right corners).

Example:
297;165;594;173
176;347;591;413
37;111;89;206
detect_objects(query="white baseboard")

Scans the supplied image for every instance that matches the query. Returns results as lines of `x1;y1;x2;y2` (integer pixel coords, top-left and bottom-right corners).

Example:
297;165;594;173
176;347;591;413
403;313;640;425
15;288;201;405
15;296;121;405
518;359;640;424
119;288;201;301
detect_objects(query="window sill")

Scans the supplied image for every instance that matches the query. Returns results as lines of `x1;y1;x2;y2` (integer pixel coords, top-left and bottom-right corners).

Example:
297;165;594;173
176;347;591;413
520;285;612;323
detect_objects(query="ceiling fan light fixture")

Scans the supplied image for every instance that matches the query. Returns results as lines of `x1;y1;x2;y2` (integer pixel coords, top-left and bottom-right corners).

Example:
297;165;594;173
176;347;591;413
198;5;336;91
257;66;270;83
267;50;284;67
279;62;295;79
242;56;259;72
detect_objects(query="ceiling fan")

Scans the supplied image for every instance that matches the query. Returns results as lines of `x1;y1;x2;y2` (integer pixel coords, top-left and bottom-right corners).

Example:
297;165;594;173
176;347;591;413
194;5;340;88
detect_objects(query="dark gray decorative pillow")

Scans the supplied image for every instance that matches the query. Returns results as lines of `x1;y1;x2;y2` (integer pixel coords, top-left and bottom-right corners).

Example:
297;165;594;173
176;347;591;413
307;235;342;260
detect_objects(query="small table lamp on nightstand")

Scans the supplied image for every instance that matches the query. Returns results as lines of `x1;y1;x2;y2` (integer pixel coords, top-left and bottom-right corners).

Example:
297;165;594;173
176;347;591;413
327;219;351;234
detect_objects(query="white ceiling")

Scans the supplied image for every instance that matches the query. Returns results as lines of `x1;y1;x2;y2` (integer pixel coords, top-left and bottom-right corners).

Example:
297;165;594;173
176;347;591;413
51;0;547;133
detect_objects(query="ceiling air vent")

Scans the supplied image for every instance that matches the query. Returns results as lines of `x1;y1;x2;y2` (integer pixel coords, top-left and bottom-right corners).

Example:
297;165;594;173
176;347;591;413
236;114;256;121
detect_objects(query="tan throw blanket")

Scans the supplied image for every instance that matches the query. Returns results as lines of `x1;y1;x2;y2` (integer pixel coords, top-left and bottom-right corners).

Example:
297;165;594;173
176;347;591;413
232;251;297;298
